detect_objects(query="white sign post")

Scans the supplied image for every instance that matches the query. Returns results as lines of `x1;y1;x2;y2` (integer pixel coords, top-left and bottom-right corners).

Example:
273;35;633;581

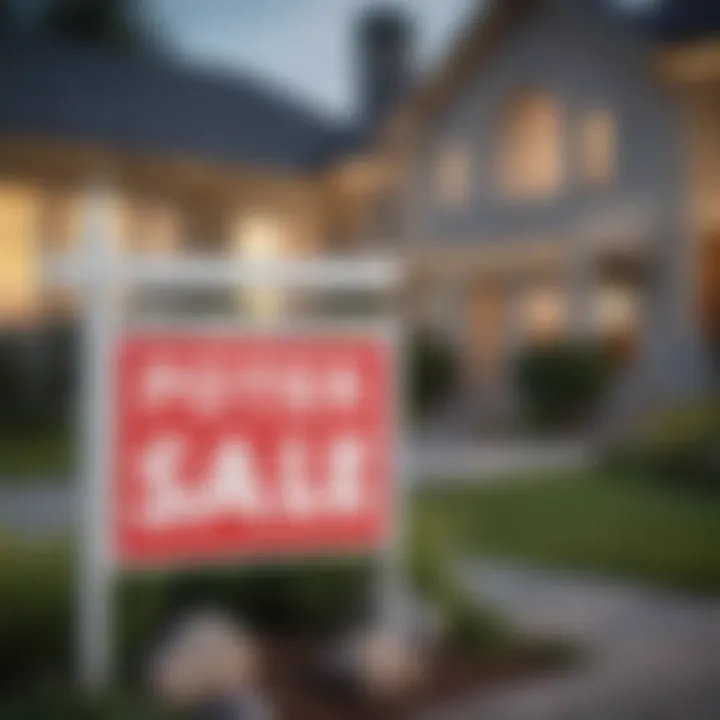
47;187;405;692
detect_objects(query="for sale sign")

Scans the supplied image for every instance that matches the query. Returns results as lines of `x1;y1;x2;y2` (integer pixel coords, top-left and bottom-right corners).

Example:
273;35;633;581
114;330;396;566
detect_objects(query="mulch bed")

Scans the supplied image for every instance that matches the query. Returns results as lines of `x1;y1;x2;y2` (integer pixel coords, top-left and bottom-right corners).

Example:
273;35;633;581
259;636;565;720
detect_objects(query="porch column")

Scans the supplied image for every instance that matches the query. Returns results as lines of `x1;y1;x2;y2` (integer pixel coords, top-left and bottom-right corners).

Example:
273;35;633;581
568;236;595;338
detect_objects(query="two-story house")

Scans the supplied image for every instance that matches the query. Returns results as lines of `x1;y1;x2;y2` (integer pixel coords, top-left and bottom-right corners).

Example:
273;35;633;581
1;0;718;429
372;0;720;424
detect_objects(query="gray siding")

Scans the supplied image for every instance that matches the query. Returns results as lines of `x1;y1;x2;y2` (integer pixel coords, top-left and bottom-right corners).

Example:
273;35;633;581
405;0;686;245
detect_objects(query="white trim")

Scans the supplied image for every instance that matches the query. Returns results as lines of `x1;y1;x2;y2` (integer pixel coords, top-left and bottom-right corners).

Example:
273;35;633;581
45;254;402;292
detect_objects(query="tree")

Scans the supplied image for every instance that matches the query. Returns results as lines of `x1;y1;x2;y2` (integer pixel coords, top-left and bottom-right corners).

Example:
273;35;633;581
39;0;160;52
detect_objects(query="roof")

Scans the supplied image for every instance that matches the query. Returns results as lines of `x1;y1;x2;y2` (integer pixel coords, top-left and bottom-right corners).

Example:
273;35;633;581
0;32;351;173
637;0;720;41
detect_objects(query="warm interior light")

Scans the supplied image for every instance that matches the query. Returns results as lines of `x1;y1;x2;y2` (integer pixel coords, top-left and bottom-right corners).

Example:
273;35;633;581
232;214;286;319
523;286;568;341
595;284;638;334
0;183;40;325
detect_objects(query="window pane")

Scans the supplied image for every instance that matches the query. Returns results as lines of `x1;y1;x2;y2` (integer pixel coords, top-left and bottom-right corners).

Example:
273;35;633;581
0;183;40;324
500;91;564;199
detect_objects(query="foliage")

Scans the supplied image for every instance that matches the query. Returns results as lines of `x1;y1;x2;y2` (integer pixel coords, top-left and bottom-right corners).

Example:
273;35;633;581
39;0;160;52
0;543;375;700
409;328;458;424
606;396;720;493
414;472;720;595
515;341;613;431
0;326;78;435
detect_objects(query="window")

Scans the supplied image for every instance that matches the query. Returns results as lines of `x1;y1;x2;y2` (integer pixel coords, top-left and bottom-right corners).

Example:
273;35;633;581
0;182;40;324
126;200;182;255
435;143;470;209
594;282;639;361
40;190;84;253
232;214;286;319
579;109;616;187
499;91;564;200
522;286;568;344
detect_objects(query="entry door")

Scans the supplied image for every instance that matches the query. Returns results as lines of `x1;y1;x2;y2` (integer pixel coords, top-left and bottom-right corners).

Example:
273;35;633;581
467;287;505;385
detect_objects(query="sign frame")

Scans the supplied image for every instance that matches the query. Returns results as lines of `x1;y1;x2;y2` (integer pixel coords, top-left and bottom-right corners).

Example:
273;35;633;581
47;186;405;692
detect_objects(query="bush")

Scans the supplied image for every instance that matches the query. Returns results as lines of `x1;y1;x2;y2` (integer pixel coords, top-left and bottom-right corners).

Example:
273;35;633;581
606;397;720;493
0;540;375;699
515;341;613;431
409;329;458;424
0;325;78;434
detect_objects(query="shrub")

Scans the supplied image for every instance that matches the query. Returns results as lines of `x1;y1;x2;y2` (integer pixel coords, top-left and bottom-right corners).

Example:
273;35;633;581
409;329;458;424
515;341;613;431
606;397;720;494
0;539;375;698
0;325;78;434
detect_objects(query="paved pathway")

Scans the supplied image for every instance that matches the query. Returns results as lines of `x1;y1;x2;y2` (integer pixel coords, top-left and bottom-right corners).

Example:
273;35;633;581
439;560;720;719
0;483;76;536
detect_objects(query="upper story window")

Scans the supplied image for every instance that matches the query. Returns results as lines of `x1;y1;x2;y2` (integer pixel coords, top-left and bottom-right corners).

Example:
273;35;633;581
499;90;564;200
434;142;470;209
579;109;616;187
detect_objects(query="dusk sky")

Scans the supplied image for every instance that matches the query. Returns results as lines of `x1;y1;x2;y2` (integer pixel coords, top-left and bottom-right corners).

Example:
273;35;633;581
147;0;653;121
148;0;481;120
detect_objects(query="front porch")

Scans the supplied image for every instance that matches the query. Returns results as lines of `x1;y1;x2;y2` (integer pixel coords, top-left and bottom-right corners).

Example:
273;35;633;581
404;236;652;436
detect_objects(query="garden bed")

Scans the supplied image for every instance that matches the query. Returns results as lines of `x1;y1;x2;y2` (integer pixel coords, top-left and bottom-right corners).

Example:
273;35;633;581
260;634;567;720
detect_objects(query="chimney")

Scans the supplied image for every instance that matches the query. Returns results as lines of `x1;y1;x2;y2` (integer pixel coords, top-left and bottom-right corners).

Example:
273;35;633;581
358;7;413;130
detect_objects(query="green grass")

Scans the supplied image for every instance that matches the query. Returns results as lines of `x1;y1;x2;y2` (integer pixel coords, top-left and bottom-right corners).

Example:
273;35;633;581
0;429;74;479
413;472;720;596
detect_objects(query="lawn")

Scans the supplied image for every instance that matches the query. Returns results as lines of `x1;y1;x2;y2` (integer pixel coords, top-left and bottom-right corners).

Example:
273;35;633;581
0;429;73;479
412;472;720;596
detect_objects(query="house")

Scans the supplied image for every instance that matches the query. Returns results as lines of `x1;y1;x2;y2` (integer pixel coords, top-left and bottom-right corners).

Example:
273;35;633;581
370;0;720;426
0;0;718;428
0;16;398;322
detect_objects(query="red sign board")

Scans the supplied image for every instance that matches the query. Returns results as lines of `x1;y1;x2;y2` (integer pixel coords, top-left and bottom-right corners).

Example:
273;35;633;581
113;331;395;566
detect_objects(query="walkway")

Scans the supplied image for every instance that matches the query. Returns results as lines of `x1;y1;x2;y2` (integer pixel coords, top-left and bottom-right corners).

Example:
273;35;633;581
438;560;720;719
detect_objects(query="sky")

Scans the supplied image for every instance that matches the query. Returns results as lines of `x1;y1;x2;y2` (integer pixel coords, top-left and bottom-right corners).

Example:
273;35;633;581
148;0;481;120
147;0;655;121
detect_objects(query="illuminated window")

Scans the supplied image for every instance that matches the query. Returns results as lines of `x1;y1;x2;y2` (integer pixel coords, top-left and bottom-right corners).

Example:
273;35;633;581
594;283;639;361
522;286;568;343
232;214;286;319
579;109;616;187
435;143;470;209
594;284;638;335
41;190;84;253
500;91;564;200
0;183;40;324
127;201;182;255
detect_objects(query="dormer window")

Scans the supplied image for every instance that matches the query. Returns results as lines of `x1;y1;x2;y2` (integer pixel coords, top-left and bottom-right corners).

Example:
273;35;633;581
434;142;470;209
499;90;564;200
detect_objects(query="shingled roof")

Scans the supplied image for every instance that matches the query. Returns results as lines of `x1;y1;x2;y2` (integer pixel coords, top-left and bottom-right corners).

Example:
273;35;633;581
0;31;351;172
638;0;720;41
